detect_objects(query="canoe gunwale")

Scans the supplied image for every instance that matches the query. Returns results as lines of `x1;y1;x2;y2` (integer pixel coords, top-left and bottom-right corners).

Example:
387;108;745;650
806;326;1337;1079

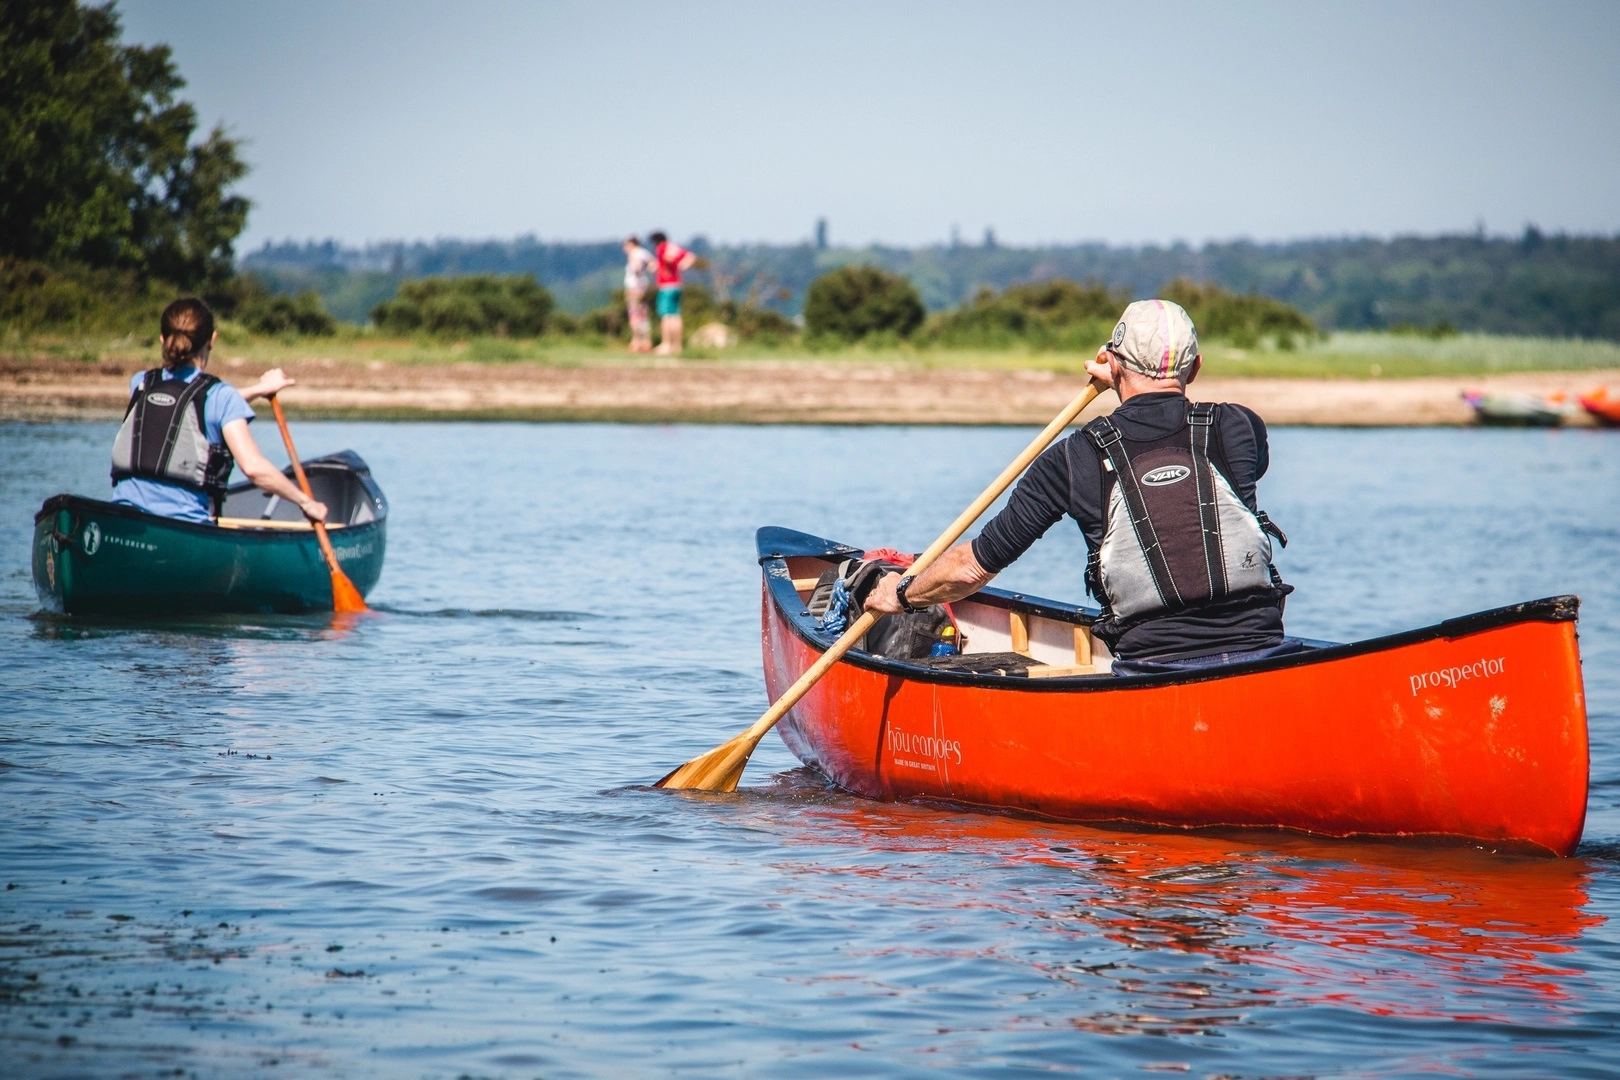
34;493;388;544
756;525;1580;692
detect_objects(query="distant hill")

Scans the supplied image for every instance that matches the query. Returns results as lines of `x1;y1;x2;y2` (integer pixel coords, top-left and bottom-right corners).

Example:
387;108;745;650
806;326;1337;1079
242;230;1620;339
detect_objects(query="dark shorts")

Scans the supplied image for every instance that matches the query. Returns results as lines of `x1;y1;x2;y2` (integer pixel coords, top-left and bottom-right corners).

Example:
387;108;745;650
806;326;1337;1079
655;287;682;317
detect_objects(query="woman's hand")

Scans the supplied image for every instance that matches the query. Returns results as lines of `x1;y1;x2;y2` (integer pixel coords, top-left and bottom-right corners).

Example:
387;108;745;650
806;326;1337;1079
242;368;297;401
221;417;330;525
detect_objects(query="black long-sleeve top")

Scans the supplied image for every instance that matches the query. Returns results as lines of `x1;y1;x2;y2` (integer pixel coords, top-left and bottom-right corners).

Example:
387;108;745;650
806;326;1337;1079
969;391;1286;661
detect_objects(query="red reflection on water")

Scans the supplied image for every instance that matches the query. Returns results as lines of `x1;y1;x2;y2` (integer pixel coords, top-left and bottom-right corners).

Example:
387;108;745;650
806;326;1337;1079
746;780;1604;1026
1068;830;1600;1021
321;609;375;638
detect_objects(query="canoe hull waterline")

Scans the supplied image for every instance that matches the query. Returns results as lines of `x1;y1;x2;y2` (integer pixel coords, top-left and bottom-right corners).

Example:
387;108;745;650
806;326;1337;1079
756;527;1589;856
32;451;387;616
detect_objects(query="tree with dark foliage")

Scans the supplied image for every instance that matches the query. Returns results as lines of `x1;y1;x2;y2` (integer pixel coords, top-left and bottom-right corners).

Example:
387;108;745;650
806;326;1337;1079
0;0;250;286
804;265;925;342
371;275;556;337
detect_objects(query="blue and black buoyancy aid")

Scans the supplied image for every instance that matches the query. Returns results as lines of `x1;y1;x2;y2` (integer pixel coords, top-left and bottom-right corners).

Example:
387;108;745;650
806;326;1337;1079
110;368;236;515
1084;401;1288;630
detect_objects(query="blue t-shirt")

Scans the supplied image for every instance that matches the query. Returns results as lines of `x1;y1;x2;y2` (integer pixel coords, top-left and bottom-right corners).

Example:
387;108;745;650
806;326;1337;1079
110;367;256;523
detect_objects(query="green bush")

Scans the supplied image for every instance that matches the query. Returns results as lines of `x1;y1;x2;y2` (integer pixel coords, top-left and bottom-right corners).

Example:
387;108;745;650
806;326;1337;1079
1390;320;1459;339
674;282;721;331
0;258;168;335
731;304;797;342
680;283;801;343
580;289;630;338
578;282;798;344
1159;279;1316;345
0;260;340;338
240;290;336;336
371;274;555;337
804;265;925;342
925;278;1127;348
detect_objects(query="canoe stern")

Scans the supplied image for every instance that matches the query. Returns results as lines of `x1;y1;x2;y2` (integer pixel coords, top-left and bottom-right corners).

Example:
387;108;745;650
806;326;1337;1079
32;474;387;616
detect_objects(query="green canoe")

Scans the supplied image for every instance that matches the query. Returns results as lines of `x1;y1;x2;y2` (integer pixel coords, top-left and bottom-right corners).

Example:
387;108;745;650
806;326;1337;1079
32;450;387;616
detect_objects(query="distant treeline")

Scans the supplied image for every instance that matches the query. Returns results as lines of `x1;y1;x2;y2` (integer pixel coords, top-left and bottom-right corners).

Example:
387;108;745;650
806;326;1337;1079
227;263;1307;354
244;230;1620;340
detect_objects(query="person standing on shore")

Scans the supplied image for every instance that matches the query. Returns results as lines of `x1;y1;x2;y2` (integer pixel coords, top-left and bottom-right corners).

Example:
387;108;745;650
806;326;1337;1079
621;236;656;353
648;231;696;355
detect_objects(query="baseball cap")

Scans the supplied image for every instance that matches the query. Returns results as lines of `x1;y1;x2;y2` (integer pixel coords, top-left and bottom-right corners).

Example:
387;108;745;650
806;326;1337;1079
1106;299;1200;379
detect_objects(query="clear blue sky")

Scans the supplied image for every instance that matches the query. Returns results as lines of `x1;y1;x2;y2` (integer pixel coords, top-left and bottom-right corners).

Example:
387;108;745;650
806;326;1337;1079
118;0;1620;251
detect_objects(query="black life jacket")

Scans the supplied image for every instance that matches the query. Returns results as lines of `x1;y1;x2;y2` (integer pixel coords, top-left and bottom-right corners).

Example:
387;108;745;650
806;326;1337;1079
110;368;236;515
1084;401;1288;634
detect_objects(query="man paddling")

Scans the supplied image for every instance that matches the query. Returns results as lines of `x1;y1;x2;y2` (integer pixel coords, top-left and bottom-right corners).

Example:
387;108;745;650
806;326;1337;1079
864;299;1295;673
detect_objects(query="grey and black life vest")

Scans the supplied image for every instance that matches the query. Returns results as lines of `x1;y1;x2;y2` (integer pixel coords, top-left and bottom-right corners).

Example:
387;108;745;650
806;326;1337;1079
110;368;235;515
1084;401;1288;629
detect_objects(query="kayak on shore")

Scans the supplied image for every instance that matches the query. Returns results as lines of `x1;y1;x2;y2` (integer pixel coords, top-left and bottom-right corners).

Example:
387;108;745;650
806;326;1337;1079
1462;390;1570;426
755;526;1589;856
32;450;387;616
1579;385;1620;426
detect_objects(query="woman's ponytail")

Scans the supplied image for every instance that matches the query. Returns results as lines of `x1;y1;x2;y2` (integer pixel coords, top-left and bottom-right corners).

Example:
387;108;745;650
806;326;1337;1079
159;297;216;369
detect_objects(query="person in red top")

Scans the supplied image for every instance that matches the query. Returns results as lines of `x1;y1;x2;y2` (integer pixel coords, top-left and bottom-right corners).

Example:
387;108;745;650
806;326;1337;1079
648;230;697;354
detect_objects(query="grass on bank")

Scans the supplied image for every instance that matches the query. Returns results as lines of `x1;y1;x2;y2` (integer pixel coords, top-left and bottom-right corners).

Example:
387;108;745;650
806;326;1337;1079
6;324;1620;378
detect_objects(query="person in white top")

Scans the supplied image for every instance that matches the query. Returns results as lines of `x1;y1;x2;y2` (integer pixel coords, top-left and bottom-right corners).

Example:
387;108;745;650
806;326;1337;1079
622;237;656;353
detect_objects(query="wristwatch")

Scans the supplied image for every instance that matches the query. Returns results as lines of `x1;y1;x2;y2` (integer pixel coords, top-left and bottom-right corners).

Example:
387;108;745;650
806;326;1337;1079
895;575;925;614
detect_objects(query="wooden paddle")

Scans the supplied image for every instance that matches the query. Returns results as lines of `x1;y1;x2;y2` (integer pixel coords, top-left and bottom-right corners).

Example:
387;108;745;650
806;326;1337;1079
656;376;1110;792
269;395;368;613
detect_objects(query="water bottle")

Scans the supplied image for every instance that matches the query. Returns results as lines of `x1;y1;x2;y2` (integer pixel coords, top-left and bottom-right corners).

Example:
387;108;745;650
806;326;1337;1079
930;624;960;657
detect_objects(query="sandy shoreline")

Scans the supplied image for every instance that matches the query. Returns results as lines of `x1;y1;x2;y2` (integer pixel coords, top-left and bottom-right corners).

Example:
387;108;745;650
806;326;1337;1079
1;356;1613;426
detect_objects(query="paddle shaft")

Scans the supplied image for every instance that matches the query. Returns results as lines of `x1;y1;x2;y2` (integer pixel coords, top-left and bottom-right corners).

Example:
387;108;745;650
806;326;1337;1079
664;376;1109;785
269;396;365;611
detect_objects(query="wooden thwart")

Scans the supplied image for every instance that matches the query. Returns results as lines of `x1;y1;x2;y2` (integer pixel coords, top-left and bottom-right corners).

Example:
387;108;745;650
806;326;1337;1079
1013;610;1096;676
1009;610;1031;656
217;517;346;531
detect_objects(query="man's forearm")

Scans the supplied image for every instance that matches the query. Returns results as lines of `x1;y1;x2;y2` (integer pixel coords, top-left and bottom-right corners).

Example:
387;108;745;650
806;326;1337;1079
906;543;995;606
866;542;997;614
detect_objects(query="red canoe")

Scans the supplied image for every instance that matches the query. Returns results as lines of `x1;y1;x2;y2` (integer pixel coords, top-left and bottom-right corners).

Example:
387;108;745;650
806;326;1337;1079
757;527;1590;856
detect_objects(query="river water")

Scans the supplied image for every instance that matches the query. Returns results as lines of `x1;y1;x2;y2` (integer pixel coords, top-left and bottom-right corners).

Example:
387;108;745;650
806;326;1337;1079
1;420;1617;1078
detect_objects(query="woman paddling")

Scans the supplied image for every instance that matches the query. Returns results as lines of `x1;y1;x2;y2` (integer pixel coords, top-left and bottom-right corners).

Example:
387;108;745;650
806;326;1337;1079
110;297;328;525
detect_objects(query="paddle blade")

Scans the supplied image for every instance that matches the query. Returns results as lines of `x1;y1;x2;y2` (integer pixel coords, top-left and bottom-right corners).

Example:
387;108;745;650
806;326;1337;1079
311;520;369;613
655;729;761;792
329;566;368;613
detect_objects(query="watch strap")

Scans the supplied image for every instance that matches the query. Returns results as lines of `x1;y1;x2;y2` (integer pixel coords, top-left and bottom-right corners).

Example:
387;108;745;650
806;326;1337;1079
896;575;924;614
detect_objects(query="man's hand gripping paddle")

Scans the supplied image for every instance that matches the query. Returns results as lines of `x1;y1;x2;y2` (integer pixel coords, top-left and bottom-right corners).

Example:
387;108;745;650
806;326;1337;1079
655;377;1109;792
270;395;368;614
